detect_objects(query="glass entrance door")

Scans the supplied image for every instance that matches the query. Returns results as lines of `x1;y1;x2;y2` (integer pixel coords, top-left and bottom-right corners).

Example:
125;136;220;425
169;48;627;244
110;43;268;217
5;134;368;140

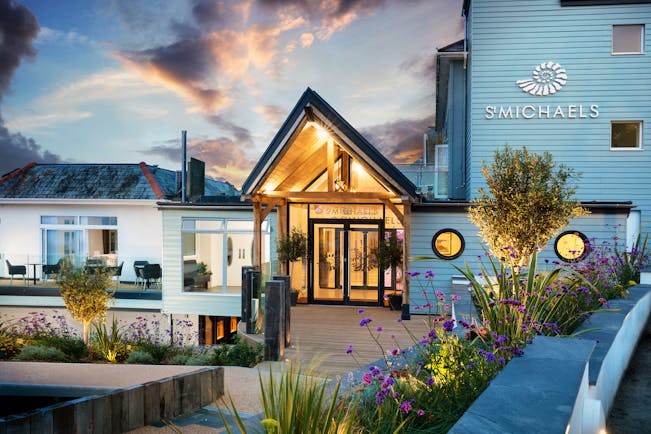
313;223;344;302
348;224;380;303
311;221;381;304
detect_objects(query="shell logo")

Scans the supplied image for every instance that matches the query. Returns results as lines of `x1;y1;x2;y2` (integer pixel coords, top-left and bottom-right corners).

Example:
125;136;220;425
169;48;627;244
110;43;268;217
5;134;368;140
516;62;567;96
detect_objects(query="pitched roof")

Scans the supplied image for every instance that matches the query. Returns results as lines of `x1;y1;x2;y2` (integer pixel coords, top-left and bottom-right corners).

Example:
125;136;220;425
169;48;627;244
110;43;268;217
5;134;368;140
241;87;418;199
0;162;235;200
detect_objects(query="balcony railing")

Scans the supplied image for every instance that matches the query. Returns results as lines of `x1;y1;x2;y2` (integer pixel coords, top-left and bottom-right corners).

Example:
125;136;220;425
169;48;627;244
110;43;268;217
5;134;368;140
395;164;449;200
1;253;162;290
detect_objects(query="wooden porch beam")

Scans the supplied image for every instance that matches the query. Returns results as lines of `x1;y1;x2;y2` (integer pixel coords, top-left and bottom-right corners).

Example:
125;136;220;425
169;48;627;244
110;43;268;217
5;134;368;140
327;138;335;192
381;199;404;226
259;197;285;221
262;191;396;201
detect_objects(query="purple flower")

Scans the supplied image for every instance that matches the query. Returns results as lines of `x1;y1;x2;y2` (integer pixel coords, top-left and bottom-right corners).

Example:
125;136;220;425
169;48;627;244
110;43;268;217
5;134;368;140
498;357;506;365
451;294;461;302
359;317;373;327
346;344;353;354
391;348;399;356
425;270;435;279
484;352;496;362
357;308;365;314
426;377;434;386
362;373;373;385
382;377;394;389
417;409;425;416
443;319;455;332
397;317;403;323
428;329;438;339
400;401;412;414
376;326;383;332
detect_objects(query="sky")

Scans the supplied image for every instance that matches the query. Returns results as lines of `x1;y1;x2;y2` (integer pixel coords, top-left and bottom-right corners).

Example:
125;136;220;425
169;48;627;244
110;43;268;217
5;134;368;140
0;0;464;188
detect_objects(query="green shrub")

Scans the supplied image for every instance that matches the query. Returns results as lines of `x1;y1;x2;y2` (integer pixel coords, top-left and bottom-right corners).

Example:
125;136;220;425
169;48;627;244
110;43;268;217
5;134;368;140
212;335;263;367
33;335;88;361
134;341;174;364
186;353;215;366
126;350;156;364
0;335;23;360
91;317;127;363
16;345;70;362
219;363;354;434
167;354;190;365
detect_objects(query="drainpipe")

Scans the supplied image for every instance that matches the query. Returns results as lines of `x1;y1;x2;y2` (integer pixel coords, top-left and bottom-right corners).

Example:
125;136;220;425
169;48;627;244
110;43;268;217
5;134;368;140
181;130;187;203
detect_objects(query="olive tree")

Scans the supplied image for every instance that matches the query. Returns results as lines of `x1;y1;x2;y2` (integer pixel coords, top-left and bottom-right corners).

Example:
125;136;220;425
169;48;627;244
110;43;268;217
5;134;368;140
468;146;588;269
57;267;114;344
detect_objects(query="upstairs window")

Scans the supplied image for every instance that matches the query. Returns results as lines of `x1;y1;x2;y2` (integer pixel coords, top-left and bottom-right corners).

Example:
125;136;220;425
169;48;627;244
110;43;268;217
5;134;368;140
611;121;642;150
613;25;644;54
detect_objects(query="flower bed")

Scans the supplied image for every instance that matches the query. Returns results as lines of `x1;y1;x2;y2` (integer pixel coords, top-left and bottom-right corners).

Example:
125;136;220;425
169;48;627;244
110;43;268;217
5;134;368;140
336;238;649;433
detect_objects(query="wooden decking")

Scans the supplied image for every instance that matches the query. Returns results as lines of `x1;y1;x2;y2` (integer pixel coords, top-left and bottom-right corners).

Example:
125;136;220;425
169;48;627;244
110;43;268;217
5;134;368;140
283;305;437;377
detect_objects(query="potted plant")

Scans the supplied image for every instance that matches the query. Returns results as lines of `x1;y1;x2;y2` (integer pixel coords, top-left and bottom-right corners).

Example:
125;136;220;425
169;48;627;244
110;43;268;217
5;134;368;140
373;233;404;310
277;227;308;305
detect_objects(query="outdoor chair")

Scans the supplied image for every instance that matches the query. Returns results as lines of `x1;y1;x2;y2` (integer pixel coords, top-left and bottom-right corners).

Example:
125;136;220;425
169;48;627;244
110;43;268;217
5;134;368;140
141;263;161;289
108;261;124;289
133;260;149;286
6;260;27;285
42;259;63;281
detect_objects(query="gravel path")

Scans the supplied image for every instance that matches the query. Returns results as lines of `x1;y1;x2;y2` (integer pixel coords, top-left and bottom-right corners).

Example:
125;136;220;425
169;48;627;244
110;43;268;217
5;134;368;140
606;317;651;434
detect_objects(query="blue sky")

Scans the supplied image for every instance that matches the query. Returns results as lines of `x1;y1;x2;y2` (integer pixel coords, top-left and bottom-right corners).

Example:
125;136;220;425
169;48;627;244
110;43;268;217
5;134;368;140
1;0;463;187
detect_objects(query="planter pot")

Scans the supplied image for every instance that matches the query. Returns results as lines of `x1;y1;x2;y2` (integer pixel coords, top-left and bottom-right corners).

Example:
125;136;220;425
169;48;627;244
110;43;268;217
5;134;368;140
290;290;299;306
388;294;402;311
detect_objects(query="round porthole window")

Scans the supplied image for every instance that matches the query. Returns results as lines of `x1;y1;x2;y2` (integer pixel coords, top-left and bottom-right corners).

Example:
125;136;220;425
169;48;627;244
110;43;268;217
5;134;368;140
554;231;590;263
431;229;465;260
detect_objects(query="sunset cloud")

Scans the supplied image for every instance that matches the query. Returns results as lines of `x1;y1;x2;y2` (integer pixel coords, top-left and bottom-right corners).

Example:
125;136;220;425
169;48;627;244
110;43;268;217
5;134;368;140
254;104;285;127
361;115;434;164
5;111;93;131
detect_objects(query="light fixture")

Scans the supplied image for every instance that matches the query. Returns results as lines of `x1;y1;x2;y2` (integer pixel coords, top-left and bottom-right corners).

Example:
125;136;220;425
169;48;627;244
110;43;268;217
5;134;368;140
309;122;330;141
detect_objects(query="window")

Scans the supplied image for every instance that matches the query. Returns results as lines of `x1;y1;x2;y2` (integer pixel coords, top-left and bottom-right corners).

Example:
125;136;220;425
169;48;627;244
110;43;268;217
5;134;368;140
41;215;118;266
431;229;464;260
181;218;270;293
613;25;644;55
611;121;642;149
555;231;590;263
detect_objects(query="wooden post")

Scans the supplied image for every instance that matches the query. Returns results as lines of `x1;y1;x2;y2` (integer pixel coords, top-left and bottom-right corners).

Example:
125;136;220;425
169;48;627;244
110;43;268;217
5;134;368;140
327;138;335;191
401;202;411;320
278;202;288;275
253;200;262;268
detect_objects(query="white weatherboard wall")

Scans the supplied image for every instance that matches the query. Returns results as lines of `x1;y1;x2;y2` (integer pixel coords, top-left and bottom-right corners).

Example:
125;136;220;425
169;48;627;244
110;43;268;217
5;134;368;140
467;0;651;231
0;201;162;283
161;207;276;317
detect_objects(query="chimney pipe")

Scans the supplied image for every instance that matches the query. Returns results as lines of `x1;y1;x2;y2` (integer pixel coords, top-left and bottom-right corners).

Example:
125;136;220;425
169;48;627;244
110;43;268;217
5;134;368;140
181;130;187;203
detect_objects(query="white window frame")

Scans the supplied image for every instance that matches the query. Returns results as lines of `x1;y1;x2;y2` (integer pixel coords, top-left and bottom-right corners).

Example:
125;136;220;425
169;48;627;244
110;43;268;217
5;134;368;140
610;121;643;151
612;24;645;55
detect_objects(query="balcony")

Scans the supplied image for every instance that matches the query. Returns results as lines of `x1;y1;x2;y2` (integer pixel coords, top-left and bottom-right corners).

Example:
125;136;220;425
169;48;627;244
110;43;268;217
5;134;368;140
396;163;449;200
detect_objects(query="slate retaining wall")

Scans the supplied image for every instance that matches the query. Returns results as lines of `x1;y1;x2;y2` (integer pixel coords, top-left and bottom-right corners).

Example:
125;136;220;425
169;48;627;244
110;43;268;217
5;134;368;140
450;284;651;434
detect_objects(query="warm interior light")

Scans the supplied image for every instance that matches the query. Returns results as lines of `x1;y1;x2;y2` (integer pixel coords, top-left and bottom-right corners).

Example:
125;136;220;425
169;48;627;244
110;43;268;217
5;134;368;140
309;122;330;141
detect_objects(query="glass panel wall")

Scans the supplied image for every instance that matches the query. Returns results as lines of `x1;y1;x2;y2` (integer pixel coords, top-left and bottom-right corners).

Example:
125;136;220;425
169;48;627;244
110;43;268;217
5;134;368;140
181;218;270;294
41;215;118;267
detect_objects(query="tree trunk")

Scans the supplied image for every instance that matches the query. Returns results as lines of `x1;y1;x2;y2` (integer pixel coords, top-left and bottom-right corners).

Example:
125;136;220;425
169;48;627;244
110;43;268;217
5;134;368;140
83;321;90;345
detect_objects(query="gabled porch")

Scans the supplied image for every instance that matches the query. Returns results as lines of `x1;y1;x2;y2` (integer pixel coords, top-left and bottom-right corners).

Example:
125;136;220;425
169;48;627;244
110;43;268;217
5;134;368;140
242;88;418;316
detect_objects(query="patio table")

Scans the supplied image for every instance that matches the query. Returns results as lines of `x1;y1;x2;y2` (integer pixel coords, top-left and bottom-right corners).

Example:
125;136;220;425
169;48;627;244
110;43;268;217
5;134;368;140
27;263;41;285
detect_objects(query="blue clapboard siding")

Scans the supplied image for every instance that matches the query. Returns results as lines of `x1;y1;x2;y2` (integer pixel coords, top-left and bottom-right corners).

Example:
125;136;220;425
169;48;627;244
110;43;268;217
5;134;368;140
409;206;627;308
466;0;651;233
